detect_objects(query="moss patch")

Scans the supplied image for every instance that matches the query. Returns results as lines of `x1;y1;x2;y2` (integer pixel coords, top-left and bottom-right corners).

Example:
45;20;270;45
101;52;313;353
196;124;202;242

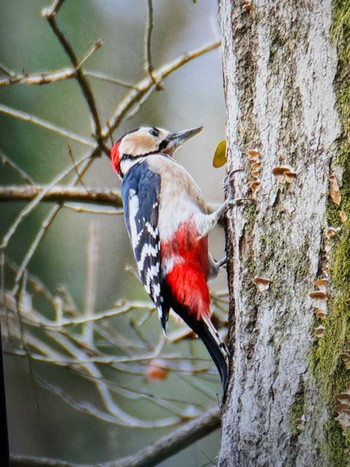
290;379;306;436
309;0;350;463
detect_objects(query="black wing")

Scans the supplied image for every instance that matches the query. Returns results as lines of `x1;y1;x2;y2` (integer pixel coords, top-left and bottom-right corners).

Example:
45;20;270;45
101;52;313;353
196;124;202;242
122;161;169;333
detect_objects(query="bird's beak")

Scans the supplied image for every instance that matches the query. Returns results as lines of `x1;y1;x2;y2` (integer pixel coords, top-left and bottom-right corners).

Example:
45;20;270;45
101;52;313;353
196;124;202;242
166;126;203;154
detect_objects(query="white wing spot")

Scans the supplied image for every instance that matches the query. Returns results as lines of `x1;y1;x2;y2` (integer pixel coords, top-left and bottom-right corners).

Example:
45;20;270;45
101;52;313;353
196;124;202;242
145;222;158;239
137;244;159;271
128;191;140;250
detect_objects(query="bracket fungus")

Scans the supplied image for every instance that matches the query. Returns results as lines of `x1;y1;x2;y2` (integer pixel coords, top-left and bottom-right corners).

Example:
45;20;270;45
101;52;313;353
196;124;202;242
334;388;350;432
309;291;328;300
329;174;341;205
252;276;271;292
314;325;326;338
272;165;298;184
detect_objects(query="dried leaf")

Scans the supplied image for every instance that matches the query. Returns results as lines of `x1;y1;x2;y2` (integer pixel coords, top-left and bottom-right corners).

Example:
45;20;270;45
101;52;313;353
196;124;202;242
146;360;168;382
212;140;227;168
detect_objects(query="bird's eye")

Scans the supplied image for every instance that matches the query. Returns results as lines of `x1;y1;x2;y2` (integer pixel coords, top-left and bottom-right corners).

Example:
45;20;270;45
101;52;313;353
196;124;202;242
149;128;159;137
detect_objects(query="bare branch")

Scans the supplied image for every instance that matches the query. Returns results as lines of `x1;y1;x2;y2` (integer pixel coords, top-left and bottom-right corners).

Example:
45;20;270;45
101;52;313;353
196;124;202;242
2;152;97;288
84;70;137;89
42;4;107;153
33;300;154;328
112;406;221;467
0;104;95;147
105;40;220;135
67;144;90;191
10;405;219;466
62;205;121;215
0;67;76;86
0;68;137;89
0;153;93;250
0;62;13;76
78;40;103;69
13;206;61;289
83;222;98;344
42;0;66;17
0;185;122;207
11;455;82;467
0;42;219;149
0;42;101;88
145;0;161;89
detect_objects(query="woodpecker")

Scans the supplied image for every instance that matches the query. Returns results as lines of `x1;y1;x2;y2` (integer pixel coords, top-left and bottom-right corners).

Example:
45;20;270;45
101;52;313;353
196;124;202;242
111;126;234;391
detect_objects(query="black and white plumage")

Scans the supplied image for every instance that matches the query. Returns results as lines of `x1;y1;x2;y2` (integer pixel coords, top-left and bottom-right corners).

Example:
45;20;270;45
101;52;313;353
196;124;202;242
122;161;169;331
111;126;232;391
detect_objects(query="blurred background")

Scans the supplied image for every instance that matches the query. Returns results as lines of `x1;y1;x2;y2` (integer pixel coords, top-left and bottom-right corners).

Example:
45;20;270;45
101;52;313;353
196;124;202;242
0;0;228;465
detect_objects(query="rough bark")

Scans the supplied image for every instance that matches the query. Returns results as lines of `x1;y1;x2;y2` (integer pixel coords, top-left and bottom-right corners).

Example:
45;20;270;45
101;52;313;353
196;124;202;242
218;0;350;465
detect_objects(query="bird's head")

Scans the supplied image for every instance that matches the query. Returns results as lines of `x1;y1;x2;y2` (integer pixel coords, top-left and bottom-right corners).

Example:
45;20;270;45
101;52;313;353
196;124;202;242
110;125;203;176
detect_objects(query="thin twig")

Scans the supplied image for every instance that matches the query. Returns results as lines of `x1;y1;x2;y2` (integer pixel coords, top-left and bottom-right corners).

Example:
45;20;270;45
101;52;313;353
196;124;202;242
0;152;35;185
34;301;154;328
0;68;137;89
14;273;40;411
85;70;137;89
145;0;160;88
43;4;106;153
3;153;97;294
13;206;61;290
83;222;98;344
105;40;220;136
11;455;85;467
0;42;219;149
0;63;12;76
62;205;121;215
0;153;93;250
67;144;90;192
0;185;122;207
42;0;66;17
0;104;95;147
0;67;77;86
4;256;55;303
0;41;101;88
78;40;103;69
126;82;157;120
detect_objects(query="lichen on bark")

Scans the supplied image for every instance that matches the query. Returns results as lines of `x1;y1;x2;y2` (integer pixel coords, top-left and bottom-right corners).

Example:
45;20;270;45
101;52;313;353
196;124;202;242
218;0;345;465
308;1;350;462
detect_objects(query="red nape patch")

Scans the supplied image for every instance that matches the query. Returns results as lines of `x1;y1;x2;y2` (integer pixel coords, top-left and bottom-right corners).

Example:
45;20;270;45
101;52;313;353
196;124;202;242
166;264;210;320
110;142;122;173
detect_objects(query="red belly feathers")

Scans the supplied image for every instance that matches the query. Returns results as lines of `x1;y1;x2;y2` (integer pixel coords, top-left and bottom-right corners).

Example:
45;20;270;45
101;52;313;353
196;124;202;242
161;220;211;320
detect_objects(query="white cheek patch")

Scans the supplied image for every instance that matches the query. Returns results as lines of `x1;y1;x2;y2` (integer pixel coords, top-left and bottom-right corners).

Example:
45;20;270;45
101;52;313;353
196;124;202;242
120;132;158;157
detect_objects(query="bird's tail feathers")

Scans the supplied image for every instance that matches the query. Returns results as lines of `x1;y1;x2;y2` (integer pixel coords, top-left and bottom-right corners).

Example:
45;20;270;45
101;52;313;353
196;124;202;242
201;314;230;390
157;305;169;336
172;304;229;391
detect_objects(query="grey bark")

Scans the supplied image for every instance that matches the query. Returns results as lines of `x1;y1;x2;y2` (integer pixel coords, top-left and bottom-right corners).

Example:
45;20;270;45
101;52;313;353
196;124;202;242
218;0;340;465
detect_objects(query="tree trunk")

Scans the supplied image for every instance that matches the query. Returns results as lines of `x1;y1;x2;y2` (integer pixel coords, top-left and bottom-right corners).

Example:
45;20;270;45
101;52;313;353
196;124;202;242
218;0;350;465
